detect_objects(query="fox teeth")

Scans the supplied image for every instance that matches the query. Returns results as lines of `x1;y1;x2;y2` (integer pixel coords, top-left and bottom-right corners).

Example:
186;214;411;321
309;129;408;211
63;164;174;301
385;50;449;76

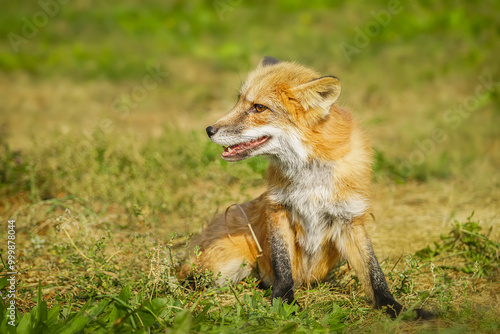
228;147;234;154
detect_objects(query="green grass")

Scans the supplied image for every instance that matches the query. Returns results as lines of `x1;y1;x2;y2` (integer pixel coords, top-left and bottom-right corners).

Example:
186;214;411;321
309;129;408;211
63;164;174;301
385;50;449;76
1;215;498;333
1;0;500;333
416;213;500;278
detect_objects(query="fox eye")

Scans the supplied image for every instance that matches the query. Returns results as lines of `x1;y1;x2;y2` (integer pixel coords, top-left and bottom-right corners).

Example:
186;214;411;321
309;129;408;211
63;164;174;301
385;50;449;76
254;104;268;113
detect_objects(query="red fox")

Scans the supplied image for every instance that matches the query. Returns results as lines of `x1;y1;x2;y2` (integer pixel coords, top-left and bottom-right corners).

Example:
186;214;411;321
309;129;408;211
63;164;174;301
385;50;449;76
180;57;431;319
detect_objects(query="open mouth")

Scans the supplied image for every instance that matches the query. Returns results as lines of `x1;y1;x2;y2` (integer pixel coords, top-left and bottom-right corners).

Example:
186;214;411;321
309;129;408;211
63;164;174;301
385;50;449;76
222;136;270;160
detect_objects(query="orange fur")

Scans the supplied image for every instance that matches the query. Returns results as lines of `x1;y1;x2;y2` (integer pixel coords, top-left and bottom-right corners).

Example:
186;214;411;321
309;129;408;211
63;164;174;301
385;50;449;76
180;58;403;313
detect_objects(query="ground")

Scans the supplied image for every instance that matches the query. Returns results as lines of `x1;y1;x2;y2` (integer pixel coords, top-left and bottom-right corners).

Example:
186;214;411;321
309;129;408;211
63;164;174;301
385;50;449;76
0;1;499;333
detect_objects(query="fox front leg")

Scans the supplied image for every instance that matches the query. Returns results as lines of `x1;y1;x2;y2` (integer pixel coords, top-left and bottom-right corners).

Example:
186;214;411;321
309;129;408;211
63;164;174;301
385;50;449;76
367;247;404;317
338;219;404;316
339;217;433;319
268;206;296;304
368;247;434;319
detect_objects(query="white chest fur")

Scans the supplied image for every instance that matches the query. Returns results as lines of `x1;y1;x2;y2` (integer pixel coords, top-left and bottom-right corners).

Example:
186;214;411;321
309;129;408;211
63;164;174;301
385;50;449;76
269;160;368;255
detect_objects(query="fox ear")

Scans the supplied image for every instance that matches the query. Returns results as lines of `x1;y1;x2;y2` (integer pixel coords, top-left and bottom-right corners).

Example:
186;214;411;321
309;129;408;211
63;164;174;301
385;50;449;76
290;76;341;115
258;56;280;67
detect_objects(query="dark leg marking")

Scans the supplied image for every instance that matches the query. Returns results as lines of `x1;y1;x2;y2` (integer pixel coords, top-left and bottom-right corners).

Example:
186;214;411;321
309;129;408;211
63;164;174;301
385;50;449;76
270;231;295;304
367;247;403;317
368;247;434;319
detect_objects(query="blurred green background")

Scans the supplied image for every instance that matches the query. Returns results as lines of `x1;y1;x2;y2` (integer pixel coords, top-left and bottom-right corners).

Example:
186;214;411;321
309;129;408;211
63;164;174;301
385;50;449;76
1;1;499;329
2;0;499;80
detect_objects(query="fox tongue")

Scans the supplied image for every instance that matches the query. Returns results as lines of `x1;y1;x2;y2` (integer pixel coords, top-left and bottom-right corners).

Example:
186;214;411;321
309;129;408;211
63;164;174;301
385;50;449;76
222;136;269;157
222;143;245;157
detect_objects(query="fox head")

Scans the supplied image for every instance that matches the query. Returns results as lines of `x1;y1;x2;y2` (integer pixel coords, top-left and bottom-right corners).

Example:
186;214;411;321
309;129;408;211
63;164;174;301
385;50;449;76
206;57;344;164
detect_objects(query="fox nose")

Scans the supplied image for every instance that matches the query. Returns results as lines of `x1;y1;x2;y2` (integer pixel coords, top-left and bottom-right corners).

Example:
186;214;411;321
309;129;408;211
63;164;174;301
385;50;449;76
206;126;217;138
